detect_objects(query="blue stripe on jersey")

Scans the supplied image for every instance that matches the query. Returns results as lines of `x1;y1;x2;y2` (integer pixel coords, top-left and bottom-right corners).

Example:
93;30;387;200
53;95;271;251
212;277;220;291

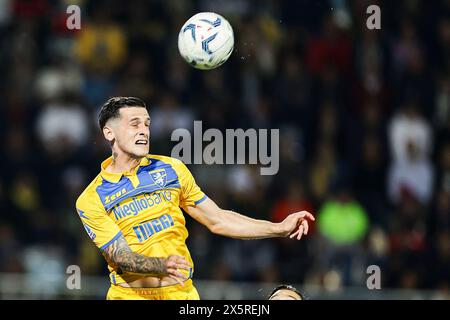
100;230;123;250
194;195;208;205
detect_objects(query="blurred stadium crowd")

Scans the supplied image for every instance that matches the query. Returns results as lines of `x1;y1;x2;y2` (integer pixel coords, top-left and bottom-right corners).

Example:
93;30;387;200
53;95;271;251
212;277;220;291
0;0;449;298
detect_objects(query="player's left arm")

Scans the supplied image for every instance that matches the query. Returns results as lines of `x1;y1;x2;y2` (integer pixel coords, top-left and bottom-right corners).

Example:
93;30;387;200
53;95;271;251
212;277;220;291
184;197;315;240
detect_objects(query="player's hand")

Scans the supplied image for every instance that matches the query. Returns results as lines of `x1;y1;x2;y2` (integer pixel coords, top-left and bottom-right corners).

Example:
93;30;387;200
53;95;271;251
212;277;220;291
277;211;315;240
163;255;192;286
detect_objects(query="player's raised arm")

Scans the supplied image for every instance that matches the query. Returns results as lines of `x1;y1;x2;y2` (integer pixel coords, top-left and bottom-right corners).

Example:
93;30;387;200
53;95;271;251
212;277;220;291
101;234;192;286
184;197;315;240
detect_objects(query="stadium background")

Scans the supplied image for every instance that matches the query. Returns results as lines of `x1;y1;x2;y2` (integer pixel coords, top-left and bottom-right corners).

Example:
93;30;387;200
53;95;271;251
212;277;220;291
0;0;449;299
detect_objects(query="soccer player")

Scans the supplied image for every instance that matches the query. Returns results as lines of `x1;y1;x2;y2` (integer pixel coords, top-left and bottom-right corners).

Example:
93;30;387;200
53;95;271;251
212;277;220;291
268;285;304;300
76;97;315;300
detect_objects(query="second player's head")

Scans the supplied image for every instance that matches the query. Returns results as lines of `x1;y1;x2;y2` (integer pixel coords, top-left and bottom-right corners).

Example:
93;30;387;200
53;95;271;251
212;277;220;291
268;285;304;300
99;97;150;159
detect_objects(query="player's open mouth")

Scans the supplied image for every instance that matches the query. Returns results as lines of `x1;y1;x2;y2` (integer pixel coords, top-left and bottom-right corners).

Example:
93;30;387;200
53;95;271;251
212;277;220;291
135;140;148;145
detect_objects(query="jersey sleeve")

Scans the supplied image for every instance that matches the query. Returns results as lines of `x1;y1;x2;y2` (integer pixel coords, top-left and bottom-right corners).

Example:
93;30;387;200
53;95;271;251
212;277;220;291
174;159;207;210
75;192;122;251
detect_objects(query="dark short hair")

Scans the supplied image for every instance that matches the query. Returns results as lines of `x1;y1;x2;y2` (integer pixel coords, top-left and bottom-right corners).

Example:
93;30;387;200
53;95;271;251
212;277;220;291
98;97;148;130
268;284;304;300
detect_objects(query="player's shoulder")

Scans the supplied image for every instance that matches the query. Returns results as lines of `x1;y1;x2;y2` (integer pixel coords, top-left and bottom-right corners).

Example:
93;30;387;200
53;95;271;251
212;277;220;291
76;174;104;209
148;154;186;167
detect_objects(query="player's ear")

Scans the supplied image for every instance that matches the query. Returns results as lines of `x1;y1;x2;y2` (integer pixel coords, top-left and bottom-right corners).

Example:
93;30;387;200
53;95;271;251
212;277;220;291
103;124;115;142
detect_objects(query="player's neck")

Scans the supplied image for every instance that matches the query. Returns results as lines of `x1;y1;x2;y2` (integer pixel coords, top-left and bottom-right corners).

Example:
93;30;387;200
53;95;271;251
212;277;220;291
107;151;142;174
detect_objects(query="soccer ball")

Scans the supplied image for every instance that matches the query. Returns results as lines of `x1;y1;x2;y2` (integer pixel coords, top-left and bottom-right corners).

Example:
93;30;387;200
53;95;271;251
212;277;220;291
178;12;234;70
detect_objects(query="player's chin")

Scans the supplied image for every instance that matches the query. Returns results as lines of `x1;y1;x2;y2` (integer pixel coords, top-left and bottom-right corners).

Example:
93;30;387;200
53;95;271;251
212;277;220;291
131;145;149;157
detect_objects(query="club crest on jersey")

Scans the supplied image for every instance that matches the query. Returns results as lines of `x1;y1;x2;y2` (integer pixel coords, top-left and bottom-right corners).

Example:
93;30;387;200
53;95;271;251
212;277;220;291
150;169;167;188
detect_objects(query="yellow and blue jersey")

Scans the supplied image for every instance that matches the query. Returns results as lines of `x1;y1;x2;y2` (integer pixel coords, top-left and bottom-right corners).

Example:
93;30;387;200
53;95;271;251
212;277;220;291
75;154;207;285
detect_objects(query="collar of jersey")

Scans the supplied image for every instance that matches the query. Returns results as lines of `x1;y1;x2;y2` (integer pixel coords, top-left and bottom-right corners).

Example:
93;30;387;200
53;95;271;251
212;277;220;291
100;155;151;183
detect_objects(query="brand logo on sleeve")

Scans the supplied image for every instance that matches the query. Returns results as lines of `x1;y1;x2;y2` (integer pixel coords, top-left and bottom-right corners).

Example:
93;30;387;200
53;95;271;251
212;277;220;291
83;223;96;240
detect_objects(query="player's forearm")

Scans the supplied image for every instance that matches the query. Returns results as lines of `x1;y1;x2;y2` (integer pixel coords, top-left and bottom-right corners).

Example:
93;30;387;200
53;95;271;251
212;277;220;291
210;209;283;239
115;251;166;276
102;235;166;276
